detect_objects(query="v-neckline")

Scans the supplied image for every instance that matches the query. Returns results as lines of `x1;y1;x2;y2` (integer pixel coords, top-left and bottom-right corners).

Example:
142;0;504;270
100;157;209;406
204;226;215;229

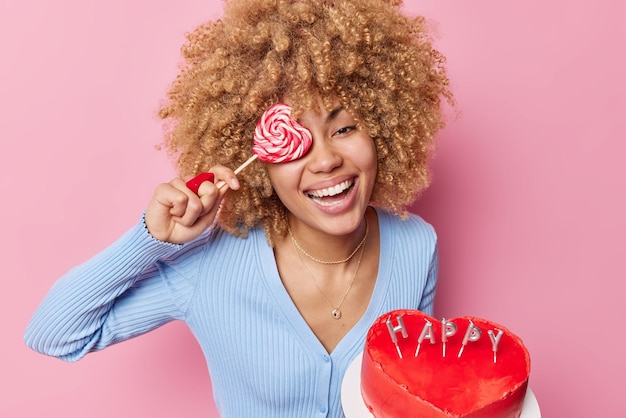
255;208;394;358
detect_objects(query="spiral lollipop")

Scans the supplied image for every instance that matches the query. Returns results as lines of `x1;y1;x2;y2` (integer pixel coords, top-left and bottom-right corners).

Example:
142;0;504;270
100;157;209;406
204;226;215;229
186;103;312;193
252;103;312;163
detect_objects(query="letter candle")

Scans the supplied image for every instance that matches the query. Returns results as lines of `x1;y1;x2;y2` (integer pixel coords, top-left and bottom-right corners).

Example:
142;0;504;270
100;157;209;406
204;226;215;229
441;318;458;357
457;320;482;358
488;329;504;363
386;315;409;359
414;319;436;357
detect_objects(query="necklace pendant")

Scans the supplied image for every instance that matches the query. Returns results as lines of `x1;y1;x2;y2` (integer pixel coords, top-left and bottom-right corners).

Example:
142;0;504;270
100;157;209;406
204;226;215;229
332;308;342;320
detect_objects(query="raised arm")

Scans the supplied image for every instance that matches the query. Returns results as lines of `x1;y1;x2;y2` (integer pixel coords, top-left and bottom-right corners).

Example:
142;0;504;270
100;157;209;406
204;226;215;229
24;172;236;361
24;217;191;361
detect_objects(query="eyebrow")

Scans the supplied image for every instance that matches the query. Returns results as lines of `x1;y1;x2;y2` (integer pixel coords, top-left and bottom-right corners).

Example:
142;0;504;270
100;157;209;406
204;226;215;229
326;105;344;124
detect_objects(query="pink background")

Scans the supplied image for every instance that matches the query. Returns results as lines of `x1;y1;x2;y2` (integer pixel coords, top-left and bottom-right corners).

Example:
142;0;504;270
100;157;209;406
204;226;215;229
1;1;624;417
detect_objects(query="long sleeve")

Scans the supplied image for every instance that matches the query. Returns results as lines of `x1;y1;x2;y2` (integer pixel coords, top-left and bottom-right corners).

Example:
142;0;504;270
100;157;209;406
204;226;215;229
24;209;439;418
24;216;202;362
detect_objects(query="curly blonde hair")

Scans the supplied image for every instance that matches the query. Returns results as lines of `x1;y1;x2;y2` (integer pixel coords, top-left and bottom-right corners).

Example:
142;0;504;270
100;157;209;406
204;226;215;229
159;0;452;241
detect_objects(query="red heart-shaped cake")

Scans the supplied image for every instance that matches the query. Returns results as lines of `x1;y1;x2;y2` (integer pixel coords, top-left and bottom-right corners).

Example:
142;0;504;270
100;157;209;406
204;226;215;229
361;309;530;418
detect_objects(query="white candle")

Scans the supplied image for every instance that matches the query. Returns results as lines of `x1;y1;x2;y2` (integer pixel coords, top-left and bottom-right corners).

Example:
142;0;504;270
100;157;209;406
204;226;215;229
488;329;504;363
457;320;482;358
414;319;435;357
386;315;408;359
441;318;458;357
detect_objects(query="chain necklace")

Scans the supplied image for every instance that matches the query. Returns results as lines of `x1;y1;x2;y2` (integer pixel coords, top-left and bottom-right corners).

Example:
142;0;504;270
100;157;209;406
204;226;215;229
287;219;369;265
290;220;368;320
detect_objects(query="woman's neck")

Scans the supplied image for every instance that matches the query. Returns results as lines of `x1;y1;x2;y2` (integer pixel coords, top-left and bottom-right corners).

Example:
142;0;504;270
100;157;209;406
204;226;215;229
286;210;369;264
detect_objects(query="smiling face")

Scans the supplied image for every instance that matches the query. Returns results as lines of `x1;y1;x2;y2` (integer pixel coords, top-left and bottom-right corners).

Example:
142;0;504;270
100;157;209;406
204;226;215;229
267;101;377;237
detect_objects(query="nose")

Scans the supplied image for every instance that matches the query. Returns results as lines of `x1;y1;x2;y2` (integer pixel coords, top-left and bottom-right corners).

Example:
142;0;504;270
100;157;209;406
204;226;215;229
306;137;343;173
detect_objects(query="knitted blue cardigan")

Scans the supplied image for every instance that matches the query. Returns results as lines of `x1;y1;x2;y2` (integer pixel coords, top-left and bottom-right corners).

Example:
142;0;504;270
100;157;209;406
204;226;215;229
25;208;437;418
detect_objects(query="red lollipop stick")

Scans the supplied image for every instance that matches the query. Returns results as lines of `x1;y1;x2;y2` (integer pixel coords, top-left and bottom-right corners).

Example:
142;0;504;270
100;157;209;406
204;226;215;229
186;172;214;194
185;103;312;194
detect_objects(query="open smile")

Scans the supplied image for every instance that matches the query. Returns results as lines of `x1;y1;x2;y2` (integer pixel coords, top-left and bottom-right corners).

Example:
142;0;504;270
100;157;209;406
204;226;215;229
305;179;355;207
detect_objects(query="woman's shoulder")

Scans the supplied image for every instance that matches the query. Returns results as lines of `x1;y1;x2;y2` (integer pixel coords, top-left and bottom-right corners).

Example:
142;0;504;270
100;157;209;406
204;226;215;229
375;207;437;241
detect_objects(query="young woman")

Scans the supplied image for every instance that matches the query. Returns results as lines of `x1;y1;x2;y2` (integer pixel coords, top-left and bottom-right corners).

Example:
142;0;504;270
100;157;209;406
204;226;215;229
25;0;452;416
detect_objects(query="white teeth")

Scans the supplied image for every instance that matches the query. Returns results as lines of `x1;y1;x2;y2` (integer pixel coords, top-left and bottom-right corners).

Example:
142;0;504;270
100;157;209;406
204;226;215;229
308;180;352;198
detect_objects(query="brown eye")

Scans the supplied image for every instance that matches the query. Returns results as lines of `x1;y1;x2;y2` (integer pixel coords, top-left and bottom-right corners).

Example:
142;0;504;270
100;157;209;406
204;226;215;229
334;125;357;136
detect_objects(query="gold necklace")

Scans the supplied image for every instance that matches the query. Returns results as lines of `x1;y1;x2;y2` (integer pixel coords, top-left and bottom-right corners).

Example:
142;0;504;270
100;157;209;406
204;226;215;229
287;219;369;265
291;226;367;320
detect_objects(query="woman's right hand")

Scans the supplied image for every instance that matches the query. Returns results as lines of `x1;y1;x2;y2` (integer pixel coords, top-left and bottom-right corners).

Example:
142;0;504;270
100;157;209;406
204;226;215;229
144;166;240;244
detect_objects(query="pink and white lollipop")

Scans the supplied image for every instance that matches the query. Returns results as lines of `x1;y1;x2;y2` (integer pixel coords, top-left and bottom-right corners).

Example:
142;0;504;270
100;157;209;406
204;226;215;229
252;103;312;163
187;103;312;193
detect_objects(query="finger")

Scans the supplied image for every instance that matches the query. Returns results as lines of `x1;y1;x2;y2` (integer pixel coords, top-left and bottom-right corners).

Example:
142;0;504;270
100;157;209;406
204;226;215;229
145;182;191;240
195;180;223;217
168;178;207;225
209;165;241;190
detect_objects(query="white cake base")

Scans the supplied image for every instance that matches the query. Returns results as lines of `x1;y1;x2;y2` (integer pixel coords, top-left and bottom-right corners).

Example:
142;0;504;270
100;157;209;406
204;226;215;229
341;353;541;418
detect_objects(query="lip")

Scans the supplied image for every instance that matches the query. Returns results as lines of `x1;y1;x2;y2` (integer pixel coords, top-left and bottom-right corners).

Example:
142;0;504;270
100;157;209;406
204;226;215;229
303;175;356;195
303;175;359;213
306;180;353;199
